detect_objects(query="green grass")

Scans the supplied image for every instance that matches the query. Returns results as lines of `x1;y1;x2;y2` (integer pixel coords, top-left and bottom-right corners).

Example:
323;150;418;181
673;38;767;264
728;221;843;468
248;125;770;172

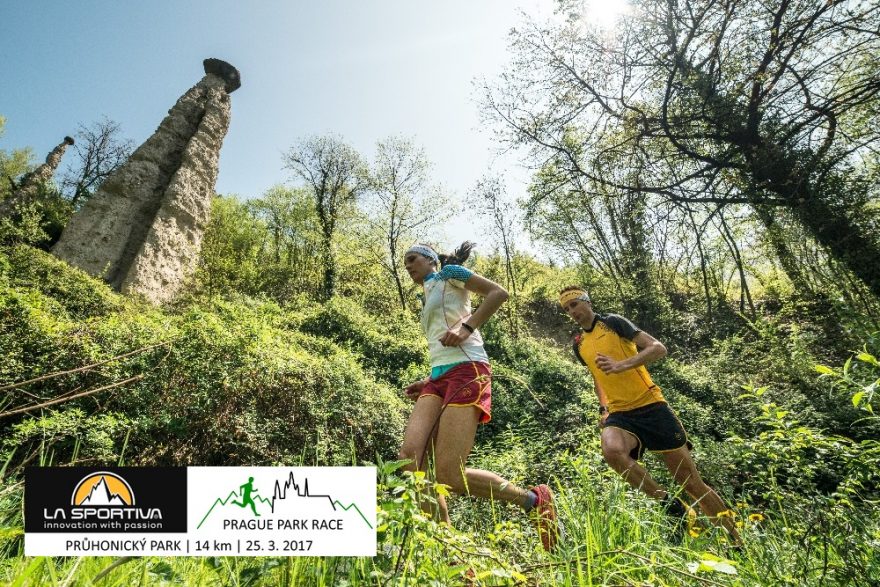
2;450;877;586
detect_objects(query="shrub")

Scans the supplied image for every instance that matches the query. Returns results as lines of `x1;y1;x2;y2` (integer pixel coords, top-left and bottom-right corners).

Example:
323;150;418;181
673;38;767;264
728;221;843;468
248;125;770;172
479;319;593;453
300;296;427;388
0;250;410;469
1;244;120;318
0;409;132;469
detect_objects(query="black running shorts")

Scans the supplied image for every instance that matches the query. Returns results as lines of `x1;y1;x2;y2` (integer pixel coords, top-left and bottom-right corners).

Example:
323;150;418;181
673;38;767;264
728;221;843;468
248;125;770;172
603;402;692;461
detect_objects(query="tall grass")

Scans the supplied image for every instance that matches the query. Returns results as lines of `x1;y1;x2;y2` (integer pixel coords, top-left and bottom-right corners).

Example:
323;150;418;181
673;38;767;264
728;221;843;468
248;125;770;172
2;449;876;586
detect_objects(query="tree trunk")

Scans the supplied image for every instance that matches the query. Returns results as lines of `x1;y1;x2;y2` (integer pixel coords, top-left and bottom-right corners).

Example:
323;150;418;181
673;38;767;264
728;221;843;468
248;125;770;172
619;192;667;332
746;136;880;300
753;205;815;295
321;232;336;300
392;265;406;311
789;196;880;300
718;212;756;317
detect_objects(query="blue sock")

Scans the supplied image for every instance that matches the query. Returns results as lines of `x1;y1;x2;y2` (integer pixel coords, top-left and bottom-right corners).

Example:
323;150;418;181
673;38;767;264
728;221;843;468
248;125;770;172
523;490;538;511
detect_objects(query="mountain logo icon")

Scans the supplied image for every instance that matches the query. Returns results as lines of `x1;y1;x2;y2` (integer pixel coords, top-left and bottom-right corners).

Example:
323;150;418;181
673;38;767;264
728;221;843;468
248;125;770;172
71;472;135;507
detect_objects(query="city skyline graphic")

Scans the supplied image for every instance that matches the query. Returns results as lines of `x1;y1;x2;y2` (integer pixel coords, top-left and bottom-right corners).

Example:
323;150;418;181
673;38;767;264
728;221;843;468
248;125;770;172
197;471;372;530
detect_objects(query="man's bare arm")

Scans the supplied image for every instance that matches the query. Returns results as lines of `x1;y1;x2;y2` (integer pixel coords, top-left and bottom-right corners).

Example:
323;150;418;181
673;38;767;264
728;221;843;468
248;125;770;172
596;331;667;375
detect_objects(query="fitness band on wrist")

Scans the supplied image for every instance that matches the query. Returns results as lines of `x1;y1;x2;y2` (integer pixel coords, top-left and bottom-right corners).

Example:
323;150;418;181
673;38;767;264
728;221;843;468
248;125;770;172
461;323;475;333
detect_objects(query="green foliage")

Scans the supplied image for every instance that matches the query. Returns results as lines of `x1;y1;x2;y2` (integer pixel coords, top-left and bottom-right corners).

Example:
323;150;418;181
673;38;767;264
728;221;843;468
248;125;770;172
192;190;403;311
1;190;879;585
0;184;73;248
1;244;120;318
479;319;593;457
300;296;427;388
284;134;370;299
0;246;409;471
193;192;325;301
0;246;125;400
117;300;407;466
725;387;862;498
194;194;270;297
816;345;880;422
0;409;132;468
710;383;880;584
674;303;851;436
0;118;74;247
3;441;879;585
0;118;34;201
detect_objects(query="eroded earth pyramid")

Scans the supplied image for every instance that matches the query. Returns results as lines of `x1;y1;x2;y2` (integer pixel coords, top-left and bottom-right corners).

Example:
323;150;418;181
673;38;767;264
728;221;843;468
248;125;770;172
0;135;74;218
53;58;240;304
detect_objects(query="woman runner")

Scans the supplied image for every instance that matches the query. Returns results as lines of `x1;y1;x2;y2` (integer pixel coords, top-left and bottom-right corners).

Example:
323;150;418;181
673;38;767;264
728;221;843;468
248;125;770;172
398;241;558;550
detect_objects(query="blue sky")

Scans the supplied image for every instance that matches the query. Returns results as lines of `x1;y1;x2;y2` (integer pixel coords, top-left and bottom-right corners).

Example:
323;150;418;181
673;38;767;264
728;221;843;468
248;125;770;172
1;1;561;248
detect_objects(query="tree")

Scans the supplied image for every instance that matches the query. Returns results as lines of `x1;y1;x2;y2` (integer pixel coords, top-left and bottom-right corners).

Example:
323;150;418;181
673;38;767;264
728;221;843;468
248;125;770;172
485;0;880;298
473;175;522;335
363;137;444;310
193;189;326;301
60;118;134;208
0;118;69;247
196;195;267;297
0;116;34;202
247;185;324;298
525;152;674;330
284;135;369;299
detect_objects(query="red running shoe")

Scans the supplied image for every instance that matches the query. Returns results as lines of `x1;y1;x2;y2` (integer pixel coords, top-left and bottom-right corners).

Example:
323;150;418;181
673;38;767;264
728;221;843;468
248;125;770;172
530;484;559;551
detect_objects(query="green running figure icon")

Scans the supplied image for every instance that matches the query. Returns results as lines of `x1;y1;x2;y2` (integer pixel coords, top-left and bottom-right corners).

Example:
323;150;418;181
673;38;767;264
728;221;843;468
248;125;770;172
231;476;261;516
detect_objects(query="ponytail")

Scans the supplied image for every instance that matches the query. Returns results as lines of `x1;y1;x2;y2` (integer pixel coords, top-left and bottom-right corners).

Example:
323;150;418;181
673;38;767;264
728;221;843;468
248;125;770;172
438;241;475;268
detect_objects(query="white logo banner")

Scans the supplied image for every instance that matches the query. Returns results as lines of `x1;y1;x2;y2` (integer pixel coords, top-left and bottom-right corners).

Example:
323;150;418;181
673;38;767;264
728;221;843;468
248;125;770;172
25;466;377;556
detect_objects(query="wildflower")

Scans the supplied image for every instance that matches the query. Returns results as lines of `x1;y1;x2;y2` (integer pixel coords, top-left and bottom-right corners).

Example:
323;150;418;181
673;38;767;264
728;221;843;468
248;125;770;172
748;513;765;523
688;526;702;538
716;509;735;519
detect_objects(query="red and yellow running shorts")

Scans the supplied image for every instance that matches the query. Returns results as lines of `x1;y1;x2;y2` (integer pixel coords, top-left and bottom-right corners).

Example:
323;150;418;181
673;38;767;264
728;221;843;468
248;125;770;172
419;361;492;423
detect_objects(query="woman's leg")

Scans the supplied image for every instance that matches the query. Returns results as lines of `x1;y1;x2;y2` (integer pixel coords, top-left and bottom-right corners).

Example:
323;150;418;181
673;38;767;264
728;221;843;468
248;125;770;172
397;395;449;521
432;406;531;506
432;404;560;550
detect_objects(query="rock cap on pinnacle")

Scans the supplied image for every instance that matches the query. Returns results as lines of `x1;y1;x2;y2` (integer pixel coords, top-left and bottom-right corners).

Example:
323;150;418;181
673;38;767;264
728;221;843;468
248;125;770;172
203;58;241;93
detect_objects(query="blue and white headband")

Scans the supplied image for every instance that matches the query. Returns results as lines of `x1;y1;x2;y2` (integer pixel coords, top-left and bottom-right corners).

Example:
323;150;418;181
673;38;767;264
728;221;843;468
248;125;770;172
405;244;439;265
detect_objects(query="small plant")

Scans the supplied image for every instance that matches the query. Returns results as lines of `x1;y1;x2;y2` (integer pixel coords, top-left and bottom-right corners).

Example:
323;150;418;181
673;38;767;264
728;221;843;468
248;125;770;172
816;348;880;418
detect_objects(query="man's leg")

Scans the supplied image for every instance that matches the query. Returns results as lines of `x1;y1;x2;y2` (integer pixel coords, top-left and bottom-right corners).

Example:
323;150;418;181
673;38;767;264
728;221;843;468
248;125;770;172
601;427;667;499
661;447;742;544
398;395;449;522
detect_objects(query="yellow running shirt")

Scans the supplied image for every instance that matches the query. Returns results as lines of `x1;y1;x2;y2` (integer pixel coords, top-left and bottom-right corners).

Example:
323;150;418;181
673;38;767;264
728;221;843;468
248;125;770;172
573;314;665;413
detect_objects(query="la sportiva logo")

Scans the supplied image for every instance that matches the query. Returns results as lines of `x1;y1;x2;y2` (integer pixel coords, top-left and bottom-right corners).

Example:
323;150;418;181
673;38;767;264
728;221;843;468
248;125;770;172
72;472;135;507
43;471;159;526
25;467;187;533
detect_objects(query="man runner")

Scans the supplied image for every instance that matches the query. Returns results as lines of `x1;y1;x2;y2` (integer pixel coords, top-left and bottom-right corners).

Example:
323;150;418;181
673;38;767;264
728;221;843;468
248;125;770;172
559;286;740;543
232;476;261;517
